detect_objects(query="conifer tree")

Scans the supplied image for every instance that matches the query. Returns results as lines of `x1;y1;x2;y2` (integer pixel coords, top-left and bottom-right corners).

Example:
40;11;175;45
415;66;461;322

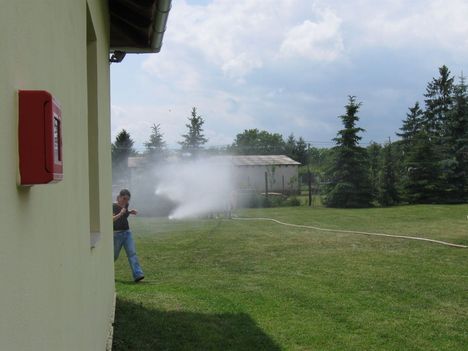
378;141;399;206
111;129;136;183
179;107;208;156
325;96;373;208
295;137;308;165
441;74;468;202
285;134;297;160
423;65;454;139
397;102;424;153
401;66;454;203
144;123;166;163
367;142;382;200
402;129;439;203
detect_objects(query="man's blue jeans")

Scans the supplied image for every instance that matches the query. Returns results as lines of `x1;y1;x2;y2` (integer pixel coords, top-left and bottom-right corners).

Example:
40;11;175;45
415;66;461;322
113;230;144;281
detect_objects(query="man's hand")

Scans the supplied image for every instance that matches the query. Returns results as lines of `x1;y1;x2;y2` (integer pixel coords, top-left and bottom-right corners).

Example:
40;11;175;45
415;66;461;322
120;207;127;215
129;209;138;215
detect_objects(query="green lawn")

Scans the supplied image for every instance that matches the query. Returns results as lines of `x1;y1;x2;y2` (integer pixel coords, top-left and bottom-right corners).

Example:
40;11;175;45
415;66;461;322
113;205;468;351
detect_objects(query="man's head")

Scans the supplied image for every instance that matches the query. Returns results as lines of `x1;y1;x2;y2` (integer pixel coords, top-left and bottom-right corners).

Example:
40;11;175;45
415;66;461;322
117;189;131;207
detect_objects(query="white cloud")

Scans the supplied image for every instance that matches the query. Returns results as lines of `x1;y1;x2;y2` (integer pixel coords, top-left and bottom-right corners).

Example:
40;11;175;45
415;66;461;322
280;10;344;61
141;0;468;79
342;0;468;54
221;53;263;80
142;49;202;91
159;0;343;79
112;0;468;150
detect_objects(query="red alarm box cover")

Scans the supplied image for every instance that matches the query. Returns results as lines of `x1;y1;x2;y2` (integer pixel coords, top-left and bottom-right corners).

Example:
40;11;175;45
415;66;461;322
19;90;63;185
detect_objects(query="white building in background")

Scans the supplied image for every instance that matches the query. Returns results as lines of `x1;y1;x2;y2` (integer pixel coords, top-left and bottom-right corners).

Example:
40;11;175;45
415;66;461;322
226;155;301;193
126;154;301;195
123;154;300;193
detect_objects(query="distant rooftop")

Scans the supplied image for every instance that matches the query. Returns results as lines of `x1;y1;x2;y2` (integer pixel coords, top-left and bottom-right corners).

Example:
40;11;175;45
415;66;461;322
208;155;301;166
128;155;301;168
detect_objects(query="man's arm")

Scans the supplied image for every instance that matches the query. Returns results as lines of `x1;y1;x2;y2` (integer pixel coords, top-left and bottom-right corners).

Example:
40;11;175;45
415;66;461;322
112;207;127;222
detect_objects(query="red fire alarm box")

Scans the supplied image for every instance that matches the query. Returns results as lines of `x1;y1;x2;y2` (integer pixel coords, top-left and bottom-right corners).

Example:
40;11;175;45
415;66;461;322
19;90;63;185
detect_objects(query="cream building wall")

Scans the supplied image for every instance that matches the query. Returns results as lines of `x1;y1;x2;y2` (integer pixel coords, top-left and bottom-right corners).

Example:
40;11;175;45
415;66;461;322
0;1;115;350
236;165;300;193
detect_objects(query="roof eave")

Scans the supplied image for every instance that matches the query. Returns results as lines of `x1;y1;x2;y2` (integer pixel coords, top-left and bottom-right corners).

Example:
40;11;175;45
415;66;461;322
109;0;171;54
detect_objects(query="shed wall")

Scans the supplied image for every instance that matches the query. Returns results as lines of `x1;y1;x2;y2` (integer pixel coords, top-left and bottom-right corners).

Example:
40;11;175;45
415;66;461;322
235;165;299;193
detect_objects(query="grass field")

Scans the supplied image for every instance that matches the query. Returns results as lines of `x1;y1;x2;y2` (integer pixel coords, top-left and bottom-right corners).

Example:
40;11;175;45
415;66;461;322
113;205;468;351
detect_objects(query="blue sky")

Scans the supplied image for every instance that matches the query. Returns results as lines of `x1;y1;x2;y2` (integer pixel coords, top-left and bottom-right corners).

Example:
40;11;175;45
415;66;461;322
111;0;468;151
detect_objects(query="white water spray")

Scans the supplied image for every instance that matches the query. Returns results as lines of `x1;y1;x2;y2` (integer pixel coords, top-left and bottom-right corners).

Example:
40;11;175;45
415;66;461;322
154;158;234;219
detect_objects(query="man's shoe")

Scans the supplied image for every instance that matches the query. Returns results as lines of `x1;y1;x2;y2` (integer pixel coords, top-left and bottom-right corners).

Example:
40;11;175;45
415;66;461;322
134;276;145;283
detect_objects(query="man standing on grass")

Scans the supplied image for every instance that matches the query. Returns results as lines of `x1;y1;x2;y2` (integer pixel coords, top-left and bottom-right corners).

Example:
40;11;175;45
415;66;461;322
112;189;145;283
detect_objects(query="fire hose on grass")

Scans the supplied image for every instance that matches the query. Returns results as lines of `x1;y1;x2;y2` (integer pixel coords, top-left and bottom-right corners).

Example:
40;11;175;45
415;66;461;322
232;217;468;249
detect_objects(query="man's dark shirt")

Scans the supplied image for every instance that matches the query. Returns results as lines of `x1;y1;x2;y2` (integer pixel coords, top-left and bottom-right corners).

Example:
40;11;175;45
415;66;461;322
113;203;130;231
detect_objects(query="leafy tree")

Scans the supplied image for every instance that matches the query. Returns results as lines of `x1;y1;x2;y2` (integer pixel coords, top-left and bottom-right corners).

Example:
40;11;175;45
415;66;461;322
378;141;399;206
144;123;166;163
111;129;136;183
179;107;208;155
307;147;334;173
300;147;334;190
325;96;373;208
230;129;285;155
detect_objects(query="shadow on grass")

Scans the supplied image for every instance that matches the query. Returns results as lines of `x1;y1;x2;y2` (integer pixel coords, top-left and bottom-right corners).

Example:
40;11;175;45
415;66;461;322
113;298;281;351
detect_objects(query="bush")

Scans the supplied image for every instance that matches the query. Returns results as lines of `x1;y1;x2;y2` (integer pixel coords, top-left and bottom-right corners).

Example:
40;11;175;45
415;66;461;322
287;196;301;206
235;189;304;209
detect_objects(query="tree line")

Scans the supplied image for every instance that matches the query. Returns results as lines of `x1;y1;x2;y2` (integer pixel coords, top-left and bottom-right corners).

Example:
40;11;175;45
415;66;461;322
112;65;468;207
112;107;310;172
325;65;468;207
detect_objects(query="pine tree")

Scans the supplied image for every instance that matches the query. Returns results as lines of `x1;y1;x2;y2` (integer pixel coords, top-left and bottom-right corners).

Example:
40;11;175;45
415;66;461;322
284;134;308;164
441;74;468;202
295;137;308;165
402;129;439;204
325;96;373;208
402;65;455;203
144;123;166;163
390;140;406;197
179;107;208;156
378;140;399;206
423;65;454;139
396;102;426;201
367;142;382;200
285;134;297;160
397;102;424;153
111;129;136;183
